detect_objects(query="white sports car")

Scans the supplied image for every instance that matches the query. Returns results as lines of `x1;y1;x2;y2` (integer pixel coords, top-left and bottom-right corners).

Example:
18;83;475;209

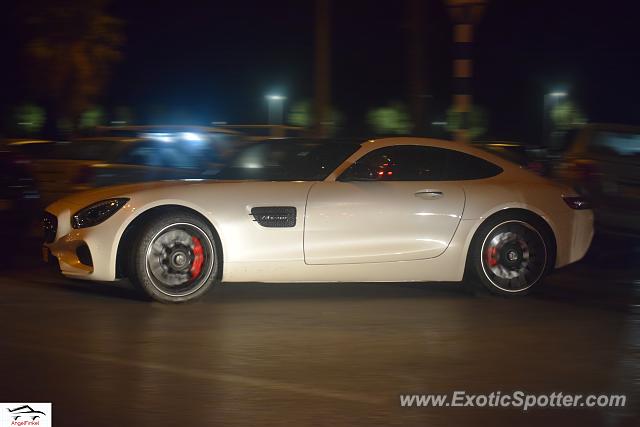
42;137;594;303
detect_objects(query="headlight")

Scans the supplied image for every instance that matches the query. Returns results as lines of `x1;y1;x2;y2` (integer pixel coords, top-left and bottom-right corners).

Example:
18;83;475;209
71;198;129;229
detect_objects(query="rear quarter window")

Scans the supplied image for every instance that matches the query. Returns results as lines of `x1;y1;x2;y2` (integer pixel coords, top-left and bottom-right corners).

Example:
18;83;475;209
442;150;503;180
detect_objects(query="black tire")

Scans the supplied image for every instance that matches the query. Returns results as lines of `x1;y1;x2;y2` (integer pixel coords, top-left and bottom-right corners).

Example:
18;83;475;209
128;211;220;303
467;212;552;296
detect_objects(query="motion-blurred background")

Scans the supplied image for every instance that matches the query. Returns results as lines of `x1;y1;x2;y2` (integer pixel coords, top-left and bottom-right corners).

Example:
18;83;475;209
1;0;639;245
1;3;640;426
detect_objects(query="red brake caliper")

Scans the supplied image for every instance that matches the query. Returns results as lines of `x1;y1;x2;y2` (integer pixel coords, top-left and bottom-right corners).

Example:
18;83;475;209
190;236;204;279
486;246;498;267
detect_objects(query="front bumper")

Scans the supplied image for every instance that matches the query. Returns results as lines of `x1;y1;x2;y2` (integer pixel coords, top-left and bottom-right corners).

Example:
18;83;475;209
43;234;94;277
42;203;124;281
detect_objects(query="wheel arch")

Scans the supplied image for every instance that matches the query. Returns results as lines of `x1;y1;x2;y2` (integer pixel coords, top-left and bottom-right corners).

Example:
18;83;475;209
463;207;557;276
115;204;223;280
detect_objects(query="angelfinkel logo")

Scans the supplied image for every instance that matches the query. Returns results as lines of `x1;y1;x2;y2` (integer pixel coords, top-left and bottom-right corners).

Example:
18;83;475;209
0;403;51;427
7;406;45;421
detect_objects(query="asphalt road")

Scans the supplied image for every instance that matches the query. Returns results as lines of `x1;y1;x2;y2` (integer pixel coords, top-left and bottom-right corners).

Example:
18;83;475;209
1;235;639;426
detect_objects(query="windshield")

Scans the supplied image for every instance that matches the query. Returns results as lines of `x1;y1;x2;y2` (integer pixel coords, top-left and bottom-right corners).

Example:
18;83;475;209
214;140;361;181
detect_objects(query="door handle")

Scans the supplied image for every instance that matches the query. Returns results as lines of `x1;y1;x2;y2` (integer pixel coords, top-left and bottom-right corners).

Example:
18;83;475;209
415;190;444;199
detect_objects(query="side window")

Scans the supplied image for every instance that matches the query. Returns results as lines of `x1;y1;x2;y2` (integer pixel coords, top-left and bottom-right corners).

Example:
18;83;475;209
442;150;503;180
342;145;445;181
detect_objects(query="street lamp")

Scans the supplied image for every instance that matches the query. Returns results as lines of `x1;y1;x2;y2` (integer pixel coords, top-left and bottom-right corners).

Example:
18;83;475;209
266;95;286;125
543;90;567;147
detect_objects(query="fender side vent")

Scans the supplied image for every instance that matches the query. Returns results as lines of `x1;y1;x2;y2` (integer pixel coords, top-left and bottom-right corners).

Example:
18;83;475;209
250;207;296;228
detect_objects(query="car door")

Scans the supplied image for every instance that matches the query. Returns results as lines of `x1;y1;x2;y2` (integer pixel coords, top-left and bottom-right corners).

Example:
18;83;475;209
304;145;466;264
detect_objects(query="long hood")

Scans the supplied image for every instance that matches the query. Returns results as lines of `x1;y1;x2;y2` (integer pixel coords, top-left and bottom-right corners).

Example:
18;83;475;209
46;179;244;210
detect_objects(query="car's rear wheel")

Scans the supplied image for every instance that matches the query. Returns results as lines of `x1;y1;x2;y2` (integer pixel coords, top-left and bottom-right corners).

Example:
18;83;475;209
128;212;219;303
469;214;550;296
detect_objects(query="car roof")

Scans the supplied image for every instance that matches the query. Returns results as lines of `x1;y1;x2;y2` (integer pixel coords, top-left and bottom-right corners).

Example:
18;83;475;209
362;137;522;170
363;136;480;152
255;137;519;168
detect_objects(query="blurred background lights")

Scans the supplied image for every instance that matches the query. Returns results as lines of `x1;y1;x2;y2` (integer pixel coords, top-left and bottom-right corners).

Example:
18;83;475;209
181;132;202;141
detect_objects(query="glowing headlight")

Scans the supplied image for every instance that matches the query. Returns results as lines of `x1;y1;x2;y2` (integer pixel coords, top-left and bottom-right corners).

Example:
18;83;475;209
71;198;129;229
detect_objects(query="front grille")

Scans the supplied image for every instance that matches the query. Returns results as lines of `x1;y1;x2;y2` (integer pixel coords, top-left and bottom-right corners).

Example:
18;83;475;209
42;211;57;243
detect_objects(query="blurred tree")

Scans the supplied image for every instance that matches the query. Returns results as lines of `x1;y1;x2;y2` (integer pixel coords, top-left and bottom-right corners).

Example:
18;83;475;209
288;101;312;127
21;0;123;134
367;102;411;135
288;100;342;135
551;100;587;130
12;103;46;135
446;105;487;140
79;106;105;128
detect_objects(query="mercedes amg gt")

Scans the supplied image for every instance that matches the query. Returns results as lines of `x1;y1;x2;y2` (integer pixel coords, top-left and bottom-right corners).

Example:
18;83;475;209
42;137;594;302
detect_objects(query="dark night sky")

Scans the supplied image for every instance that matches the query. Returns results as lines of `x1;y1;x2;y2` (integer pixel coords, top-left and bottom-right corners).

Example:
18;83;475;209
2;0;640;142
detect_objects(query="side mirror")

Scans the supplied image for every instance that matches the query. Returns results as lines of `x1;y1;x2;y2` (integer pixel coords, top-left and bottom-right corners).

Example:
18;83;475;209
338;162;376;181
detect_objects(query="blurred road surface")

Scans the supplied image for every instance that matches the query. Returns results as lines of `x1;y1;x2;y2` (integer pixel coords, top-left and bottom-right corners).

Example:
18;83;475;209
0;234;639;426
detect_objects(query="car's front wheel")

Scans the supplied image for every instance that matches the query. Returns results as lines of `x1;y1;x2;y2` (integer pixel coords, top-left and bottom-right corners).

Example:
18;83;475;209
469;214;550;296
128;211;220;303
